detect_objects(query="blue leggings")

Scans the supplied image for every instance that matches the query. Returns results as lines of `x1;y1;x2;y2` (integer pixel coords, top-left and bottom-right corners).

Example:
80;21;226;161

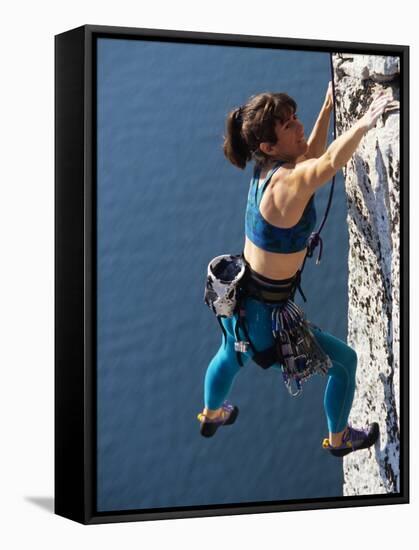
204;297;357;433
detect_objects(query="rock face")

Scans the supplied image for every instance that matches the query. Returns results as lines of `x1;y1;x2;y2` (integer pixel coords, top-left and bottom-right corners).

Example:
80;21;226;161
331;53;400;494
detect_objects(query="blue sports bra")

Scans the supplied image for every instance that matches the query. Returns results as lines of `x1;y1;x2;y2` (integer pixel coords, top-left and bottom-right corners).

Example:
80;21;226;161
245;160;317;254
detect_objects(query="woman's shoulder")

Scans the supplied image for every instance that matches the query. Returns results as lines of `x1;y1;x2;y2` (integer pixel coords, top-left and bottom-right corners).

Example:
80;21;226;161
269;158;315;207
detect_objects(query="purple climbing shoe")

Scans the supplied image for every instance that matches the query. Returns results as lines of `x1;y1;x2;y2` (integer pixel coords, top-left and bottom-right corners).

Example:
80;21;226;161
322;422;379;457
198;401;239;438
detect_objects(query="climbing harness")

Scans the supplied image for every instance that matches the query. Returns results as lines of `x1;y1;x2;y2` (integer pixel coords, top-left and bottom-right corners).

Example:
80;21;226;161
231;258;332;396
204;255;332;397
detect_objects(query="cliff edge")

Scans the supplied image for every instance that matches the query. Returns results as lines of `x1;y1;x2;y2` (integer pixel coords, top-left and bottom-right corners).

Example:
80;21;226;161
332;53;400;494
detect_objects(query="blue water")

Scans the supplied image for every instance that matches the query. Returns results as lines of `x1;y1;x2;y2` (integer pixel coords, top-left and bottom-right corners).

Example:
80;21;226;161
96;37;349;512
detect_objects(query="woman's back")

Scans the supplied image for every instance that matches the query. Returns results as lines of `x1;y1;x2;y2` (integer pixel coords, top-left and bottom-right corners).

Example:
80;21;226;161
244;159;316;279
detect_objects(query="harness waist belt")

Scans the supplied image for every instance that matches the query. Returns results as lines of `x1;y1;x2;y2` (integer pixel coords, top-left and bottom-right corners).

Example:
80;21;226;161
242;259;299;304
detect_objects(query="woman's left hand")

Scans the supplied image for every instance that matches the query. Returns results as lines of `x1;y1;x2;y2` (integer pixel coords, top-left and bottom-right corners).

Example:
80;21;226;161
325;81;334;109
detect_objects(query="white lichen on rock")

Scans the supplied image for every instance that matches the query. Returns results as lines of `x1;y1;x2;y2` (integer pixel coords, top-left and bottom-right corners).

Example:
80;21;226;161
335;54;400;82
332;53;400;495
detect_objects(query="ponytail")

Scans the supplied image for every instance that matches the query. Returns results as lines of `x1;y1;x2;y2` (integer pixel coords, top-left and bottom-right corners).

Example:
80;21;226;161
223;107;251;170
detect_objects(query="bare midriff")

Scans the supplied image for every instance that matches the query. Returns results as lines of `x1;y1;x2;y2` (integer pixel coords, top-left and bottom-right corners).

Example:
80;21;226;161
243;237;307;280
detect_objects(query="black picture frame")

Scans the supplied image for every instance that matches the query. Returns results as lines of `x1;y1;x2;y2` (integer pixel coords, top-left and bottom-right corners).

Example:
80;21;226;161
55;24;409;525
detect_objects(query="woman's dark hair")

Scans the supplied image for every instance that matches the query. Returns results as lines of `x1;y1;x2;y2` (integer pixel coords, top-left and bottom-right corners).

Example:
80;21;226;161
222;92;297;169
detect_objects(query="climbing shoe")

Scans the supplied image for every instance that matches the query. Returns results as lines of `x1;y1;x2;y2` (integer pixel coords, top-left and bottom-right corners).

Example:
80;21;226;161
322;422;379;457
197;401;239;438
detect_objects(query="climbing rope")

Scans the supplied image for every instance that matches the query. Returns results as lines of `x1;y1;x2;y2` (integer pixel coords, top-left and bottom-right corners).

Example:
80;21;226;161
299;52;338;280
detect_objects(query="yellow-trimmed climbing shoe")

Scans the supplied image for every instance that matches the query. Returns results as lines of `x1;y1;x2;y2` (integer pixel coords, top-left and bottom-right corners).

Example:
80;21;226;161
198;401;239;438
323;423;379;457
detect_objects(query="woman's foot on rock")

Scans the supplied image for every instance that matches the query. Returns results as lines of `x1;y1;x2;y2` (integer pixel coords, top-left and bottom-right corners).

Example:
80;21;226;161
322;422;379;457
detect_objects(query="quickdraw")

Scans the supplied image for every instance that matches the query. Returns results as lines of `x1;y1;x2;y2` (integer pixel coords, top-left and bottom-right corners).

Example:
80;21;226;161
271;300;332;397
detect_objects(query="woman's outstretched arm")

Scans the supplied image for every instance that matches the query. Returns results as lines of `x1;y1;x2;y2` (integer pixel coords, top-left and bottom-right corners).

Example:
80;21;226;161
289;90;393;195
304;82;334;159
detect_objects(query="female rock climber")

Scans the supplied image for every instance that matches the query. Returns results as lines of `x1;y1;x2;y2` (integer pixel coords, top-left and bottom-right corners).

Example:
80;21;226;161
198;82;392;457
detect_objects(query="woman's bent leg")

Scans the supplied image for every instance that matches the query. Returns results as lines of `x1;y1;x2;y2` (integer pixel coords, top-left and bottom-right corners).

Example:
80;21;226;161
204;334;244;410
204;298;274;410
310;327;358;435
